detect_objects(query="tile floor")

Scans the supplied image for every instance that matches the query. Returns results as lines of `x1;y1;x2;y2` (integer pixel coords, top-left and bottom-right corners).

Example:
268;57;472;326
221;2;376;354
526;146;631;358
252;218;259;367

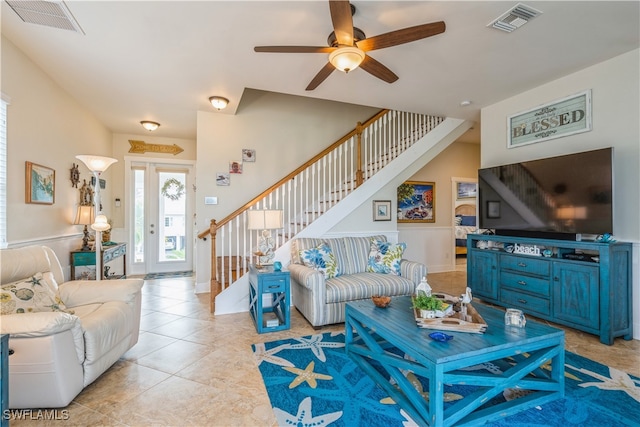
8;270;640;426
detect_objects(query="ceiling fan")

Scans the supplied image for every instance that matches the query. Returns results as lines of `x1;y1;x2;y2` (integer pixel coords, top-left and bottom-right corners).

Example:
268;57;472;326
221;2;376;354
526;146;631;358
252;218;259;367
254;0;445;90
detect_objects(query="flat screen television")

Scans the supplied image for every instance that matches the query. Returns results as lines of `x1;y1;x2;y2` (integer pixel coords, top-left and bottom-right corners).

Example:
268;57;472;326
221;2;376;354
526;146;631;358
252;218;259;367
478;148;613;240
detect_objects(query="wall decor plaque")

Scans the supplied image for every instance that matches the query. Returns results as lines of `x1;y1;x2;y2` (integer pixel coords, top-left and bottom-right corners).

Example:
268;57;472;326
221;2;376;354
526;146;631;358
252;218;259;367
508;90;592;148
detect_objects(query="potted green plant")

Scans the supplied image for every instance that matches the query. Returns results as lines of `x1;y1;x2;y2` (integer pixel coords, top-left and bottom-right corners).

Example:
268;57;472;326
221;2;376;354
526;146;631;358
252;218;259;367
412;294;443;319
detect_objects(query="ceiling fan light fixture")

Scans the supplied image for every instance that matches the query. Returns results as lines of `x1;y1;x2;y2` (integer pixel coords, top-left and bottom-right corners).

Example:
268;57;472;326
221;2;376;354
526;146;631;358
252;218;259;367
329;46;365;73
209;96;229;110
140;120;160;131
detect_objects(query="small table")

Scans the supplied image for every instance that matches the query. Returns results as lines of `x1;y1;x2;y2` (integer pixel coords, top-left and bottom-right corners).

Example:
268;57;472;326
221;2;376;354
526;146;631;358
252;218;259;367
248;264;290;333
70;242;127;280
345;296;565;426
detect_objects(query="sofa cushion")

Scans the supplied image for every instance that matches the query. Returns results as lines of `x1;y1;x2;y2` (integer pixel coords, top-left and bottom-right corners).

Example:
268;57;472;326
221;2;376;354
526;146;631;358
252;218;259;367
367;239;406;275
299;243;340;279
1;273;73;315
325;272;415;304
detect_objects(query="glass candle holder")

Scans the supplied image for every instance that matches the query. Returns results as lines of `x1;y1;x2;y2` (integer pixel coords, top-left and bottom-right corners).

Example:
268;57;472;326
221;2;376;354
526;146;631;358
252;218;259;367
505;308;526;328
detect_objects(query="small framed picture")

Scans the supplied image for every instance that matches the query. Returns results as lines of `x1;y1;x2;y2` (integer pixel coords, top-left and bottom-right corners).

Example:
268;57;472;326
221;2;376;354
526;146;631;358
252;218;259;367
487;201;501;219
229;161;242;174
216;172;230;186
25;161;55;204
456;182;477;200
373;200;392;221
242;149;256;162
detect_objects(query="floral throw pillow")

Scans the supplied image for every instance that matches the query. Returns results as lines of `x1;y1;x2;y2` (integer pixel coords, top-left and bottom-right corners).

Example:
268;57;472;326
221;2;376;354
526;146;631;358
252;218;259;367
299;243;340;279
367;239;406;276
1;272;73;315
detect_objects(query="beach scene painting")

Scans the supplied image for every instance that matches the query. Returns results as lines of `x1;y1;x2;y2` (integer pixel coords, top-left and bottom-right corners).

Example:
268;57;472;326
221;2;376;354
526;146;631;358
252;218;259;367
397;181;435;223
25;161;55;204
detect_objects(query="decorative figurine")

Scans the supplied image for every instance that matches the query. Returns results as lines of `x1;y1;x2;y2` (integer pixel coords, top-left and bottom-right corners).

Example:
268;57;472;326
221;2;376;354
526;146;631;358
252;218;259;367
70;163;80;188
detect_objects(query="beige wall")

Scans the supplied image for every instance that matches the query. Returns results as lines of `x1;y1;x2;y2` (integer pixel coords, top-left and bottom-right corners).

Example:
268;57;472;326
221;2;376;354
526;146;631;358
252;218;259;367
1;36;113;263
481;49;640;339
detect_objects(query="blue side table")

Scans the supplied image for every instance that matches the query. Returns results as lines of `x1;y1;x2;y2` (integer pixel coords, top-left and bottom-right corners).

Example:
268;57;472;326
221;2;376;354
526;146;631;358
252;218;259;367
248;264;290;333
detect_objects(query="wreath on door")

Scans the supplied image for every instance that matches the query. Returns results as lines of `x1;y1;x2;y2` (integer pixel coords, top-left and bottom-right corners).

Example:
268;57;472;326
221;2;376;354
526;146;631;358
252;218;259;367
161;178;185;201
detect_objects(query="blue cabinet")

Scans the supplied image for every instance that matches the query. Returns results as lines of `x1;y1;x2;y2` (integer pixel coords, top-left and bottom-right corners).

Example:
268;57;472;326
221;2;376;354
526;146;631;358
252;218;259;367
468;234;632;345
248;265;290;333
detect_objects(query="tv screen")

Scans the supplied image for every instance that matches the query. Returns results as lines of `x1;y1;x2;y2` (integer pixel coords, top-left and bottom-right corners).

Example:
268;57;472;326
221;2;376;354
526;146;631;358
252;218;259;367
478;148;613;239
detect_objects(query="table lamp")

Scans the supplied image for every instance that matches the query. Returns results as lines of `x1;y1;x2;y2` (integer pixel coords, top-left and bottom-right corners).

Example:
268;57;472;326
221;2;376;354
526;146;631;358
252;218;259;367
247;209;283;267
73;205;95;251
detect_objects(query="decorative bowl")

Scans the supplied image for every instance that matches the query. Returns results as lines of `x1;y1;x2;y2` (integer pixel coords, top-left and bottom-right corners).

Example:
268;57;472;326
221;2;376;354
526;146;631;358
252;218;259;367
428;332;454;342
371;295;391;308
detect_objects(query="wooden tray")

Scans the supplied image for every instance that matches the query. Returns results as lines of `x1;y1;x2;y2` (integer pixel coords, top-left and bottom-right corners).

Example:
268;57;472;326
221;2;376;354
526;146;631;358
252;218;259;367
414;303;487;334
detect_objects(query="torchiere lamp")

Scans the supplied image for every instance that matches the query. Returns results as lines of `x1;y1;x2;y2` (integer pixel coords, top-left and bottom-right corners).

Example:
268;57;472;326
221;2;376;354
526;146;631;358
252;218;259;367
76;155;117;281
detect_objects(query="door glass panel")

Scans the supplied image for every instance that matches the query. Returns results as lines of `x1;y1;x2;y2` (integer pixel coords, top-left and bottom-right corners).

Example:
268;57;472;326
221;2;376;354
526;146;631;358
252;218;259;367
133;169;145;263
158;171;186;262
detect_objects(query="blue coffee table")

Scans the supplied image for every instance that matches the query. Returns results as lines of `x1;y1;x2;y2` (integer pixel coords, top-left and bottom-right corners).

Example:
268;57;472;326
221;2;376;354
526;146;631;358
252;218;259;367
345;296;565;426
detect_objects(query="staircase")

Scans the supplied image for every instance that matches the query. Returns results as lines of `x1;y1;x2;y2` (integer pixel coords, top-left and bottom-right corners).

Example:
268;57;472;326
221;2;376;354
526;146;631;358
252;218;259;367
198;110;473;314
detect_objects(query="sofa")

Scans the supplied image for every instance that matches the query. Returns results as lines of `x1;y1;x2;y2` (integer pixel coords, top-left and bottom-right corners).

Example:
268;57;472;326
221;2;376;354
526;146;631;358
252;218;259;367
0;245;144;408
289;235;427;327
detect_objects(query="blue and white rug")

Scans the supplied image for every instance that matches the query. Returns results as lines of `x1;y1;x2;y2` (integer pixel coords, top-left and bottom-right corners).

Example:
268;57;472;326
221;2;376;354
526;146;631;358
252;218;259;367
252;332;640;426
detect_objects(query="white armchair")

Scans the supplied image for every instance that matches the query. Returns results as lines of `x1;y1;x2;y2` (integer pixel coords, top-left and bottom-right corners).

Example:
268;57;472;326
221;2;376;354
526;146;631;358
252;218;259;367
0;245;143;409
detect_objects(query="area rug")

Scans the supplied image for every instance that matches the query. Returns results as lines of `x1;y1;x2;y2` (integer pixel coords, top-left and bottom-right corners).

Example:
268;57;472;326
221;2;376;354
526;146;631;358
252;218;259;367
252;332;640;426
143;270;193;280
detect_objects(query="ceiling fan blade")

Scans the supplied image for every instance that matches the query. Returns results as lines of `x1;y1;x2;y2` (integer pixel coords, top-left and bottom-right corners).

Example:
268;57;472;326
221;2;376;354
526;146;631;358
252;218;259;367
306;63;336;91
356;21;446;51
329;0;354;46
359;55;398;83
254;46;336;53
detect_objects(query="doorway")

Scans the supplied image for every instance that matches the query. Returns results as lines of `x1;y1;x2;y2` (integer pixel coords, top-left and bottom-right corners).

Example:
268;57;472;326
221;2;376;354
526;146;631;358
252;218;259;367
126;158;195;275
451;177;478;271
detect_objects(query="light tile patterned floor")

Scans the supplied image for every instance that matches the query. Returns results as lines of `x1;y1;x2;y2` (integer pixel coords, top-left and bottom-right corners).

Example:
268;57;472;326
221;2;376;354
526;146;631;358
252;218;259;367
7;271;639;426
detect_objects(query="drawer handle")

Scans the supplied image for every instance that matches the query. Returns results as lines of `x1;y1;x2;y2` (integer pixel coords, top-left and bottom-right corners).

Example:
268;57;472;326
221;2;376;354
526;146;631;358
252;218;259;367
518;280;527;286
517;262;527;267
268;285;281;289
517;299;528;304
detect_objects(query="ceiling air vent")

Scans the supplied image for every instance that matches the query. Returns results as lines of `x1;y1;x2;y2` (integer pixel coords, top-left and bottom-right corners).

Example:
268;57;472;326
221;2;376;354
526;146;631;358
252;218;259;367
488;3;542;33
6;0;84;34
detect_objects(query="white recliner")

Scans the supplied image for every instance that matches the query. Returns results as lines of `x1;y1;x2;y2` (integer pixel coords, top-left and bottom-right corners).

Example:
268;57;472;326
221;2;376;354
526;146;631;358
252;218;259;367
0;245;144;409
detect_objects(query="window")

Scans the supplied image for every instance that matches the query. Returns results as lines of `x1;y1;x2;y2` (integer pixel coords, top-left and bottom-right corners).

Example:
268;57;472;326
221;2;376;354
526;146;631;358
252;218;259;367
0;95;8;248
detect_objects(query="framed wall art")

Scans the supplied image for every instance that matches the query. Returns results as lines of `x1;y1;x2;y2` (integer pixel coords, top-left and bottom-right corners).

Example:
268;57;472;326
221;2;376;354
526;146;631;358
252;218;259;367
25;161;55;204
229;161;242;174
242;149;256;162
456;182;477;200
373;200;391;221
508;90;592;148
397;181;435;223
216;172;230;186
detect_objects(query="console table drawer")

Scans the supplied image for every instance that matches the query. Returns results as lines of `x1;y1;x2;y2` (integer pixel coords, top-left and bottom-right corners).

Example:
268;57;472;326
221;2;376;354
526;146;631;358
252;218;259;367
501;255;550;277
261;277;287;293
501;271;550;297
501;288;550;316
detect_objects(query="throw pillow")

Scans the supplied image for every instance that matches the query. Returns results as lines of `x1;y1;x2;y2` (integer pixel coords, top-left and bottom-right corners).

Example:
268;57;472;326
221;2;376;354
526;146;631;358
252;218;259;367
460;215;476;226
299;243;340;279
454;215;463;226
367;239;406;275
1;272;73;315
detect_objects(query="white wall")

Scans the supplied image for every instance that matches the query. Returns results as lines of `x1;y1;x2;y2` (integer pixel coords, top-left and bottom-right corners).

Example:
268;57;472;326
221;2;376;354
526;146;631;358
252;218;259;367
481;49;640;339
1;36;114;275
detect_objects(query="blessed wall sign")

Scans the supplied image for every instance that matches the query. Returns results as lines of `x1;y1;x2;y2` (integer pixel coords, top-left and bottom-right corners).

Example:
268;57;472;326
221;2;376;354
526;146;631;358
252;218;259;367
507;90;592;148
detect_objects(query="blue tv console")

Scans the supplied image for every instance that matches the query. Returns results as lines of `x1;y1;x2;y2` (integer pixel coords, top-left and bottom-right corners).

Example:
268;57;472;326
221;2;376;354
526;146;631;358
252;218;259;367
467;234;633;345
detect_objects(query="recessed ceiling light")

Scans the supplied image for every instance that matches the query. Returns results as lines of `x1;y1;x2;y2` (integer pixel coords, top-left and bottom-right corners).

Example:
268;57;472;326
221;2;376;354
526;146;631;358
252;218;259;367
460;100;472;107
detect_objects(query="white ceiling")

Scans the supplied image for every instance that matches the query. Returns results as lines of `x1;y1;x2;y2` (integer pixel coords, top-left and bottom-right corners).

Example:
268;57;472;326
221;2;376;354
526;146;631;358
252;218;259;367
2;1;638;143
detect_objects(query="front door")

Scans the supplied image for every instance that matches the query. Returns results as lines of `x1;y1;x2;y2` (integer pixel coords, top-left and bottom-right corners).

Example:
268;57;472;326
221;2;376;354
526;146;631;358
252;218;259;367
129;160;194;275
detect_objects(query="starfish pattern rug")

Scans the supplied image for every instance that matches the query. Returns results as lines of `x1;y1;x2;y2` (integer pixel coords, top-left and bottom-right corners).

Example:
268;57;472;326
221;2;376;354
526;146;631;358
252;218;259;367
252;332;640;426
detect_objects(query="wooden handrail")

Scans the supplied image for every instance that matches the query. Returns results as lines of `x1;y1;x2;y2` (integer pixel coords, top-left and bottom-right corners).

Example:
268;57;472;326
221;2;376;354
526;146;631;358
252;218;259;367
197;109;389;238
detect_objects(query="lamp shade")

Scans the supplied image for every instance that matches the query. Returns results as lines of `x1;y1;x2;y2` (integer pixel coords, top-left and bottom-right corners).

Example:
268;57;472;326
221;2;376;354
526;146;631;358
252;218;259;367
247;210;283;230
91;214;111;231
76;155;117;173
73;205;95;225
329;46;365;73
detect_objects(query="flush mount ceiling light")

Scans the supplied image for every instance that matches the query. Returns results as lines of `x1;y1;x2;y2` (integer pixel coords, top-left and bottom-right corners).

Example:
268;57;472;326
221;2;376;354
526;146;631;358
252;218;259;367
140;121;160;131
209;96;229;110
329;46;365;73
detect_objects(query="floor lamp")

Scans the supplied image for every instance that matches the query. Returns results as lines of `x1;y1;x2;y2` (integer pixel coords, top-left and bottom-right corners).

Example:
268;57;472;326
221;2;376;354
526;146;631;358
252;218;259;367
76;155;117;281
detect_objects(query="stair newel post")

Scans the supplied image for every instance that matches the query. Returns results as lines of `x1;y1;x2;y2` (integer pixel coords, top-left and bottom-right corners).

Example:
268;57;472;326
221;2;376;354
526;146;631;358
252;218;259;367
356;121;364;187
209;219;220;313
